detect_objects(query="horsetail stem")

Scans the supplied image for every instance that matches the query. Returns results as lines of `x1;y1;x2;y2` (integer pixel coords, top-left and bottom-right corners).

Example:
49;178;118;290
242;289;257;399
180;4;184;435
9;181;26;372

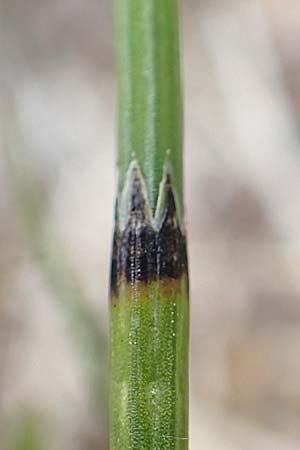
110;1;189;449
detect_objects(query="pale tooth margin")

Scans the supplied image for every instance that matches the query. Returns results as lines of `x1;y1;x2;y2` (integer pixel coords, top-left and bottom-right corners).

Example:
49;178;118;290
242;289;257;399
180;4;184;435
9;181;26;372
154;156;184;232
118;159;152;231
117;153;185;233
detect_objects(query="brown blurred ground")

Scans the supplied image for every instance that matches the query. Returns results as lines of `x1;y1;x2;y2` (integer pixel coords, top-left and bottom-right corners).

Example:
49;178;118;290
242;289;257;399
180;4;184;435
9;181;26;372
1;0;300;449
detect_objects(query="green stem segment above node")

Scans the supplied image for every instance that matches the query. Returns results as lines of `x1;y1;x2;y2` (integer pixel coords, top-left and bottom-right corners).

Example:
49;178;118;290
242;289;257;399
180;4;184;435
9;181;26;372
114;0;183;213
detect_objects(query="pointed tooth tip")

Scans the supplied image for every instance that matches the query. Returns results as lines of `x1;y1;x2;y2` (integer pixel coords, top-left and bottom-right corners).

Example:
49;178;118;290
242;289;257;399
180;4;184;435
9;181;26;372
131;167;142;187
127;160;142;186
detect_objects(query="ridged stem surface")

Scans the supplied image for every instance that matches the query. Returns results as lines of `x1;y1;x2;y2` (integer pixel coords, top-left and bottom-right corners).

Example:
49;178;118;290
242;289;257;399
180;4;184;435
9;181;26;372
114;0;183;211
111;1;189;449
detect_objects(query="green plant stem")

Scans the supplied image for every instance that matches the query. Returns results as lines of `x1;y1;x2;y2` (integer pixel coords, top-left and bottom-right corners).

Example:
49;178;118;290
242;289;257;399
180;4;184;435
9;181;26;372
111;1;189;449
114;0;183;211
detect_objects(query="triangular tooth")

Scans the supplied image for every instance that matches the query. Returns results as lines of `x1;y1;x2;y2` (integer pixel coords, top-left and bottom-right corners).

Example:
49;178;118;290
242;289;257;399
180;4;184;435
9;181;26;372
155;164;183;232
156;167;187;279
129;165;148;220
119;160;153;231
117;161;157;284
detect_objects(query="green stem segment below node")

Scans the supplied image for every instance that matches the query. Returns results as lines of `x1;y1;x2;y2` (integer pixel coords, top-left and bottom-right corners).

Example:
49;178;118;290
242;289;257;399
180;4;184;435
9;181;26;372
111;1;189;449
110;164;189;450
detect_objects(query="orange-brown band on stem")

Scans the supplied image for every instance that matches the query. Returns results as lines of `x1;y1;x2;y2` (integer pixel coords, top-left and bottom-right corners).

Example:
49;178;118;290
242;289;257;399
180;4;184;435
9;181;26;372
111;274;188;308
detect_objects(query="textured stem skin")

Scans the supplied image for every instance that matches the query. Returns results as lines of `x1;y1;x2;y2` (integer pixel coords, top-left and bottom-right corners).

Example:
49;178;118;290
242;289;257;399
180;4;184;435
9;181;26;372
111;279;189;450
114;0;183;211
110;165;189;450
111;0;188;449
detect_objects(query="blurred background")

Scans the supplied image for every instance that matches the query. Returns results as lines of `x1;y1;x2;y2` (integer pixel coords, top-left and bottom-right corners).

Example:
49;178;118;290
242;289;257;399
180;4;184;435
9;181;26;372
1;0;300;449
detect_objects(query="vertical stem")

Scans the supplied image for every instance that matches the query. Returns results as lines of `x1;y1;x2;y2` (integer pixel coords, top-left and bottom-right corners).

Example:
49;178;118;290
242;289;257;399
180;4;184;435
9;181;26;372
111;1;189;450
114;0;183;212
